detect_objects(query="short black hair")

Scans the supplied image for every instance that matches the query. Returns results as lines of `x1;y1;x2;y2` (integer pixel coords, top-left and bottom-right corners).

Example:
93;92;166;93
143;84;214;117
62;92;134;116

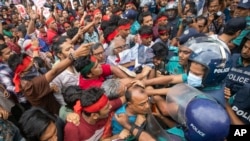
118;18;130;26
223;17;246;35
80;87;105;116
151;42;168;60
51;36;69;58
74;55;92;78
0;34;5;41
8;53;28;72
0;43;8;55
19;107;56;141
108;14;121;26
84;15;93;23
138;11;152;24
67;27;79;39
138;25;152;35
62;85;83;109
90;42;103;54
158;25;171;34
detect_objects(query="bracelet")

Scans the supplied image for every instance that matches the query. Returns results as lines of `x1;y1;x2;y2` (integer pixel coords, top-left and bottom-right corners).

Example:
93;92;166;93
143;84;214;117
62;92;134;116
129;124;137;134
135;126;143;139
68;52;77;61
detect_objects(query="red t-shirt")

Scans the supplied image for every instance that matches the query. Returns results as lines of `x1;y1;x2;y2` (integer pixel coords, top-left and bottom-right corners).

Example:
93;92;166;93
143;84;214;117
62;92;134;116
47;29;58;45
64;98;122;141
78;64;112;90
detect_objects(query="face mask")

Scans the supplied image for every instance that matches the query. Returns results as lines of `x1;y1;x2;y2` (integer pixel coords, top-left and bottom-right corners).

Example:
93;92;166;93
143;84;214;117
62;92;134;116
21;65;41;80
187;72;202;87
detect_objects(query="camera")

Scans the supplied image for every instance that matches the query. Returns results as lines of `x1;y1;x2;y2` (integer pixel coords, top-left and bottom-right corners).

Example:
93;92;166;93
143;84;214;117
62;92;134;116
182;15;195;26
44;3;54;12
213;11;222;20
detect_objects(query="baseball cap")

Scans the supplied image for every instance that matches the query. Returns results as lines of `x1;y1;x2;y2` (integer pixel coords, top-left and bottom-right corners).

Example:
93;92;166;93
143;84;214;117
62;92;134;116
123;9;138;20
238;0;250;9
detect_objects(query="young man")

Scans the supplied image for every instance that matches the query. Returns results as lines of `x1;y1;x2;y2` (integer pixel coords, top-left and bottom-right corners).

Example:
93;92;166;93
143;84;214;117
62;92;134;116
225;33;250;96
50;36;85;105
8;36;91;114
74;55;130;90
64;87;124;140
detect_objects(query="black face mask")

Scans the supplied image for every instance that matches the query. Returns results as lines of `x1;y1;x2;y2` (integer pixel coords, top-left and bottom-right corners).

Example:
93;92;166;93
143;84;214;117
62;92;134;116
21;65;42;80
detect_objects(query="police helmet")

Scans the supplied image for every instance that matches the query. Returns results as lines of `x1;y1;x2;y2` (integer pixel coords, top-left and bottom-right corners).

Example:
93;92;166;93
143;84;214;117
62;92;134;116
184;37;232;87
165;1;177;10
184;98;230;141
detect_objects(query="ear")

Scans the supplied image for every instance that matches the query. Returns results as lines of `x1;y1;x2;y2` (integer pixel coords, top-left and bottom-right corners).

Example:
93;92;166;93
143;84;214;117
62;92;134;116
57;53;64;59
86;72;92;78
91;113;99;120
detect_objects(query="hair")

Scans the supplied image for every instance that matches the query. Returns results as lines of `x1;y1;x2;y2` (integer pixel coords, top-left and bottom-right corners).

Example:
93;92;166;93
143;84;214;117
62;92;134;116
51;36;69;58
125;85;144;102
107;37;125;56
156;12;168;20
80;87;105;116
111;7;122;15
196;15;208;26
138;11;152;24
62;85;83;109
103;26;118;44
108;14;121;27
74;56;91;78
158;25;171;34
151;42;168;60
87;2;94;10
0;34;5;42
138;25;153;35
8;53;28;72
186;1;196;11
19;107;56;141
223;17;246;35
100;20;110;31
0;43;8;55
101;79;121;100
239;32;250;51
17;24;27;36
90;42;103;54
207;0;223;7
118;18;130;26
67;27;79;39
84;15;93;23
186;8;197;16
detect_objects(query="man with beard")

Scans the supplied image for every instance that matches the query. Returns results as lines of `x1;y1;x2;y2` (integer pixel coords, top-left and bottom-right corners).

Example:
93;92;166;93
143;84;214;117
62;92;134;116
225;33;250;96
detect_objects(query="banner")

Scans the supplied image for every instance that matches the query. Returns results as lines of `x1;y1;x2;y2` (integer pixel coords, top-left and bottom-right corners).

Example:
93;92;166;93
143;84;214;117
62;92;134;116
15;4;28;19
32;0;51;19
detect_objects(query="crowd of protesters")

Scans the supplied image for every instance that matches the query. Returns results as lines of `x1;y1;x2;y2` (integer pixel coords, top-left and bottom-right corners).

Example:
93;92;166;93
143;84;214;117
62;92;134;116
0;0;250;140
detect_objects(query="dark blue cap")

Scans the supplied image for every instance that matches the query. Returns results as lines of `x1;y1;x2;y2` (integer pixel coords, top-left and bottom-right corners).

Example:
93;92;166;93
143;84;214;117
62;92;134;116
238;0;250;9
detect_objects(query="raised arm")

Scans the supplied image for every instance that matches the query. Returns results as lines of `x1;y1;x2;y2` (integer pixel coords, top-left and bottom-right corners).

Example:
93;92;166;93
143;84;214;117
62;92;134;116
45;43;91;82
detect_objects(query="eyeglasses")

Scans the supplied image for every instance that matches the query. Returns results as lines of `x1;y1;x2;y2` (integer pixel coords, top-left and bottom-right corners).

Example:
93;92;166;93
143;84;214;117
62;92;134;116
114;44;127;50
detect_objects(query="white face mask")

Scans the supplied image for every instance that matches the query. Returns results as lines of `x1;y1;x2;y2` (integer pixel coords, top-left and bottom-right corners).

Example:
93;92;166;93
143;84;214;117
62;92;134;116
187;72;202;87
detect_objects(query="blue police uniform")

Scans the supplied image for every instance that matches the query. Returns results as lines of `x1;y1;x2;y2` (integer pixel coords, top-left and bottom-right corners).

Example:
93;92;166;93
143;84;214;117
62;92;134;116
229;83;250;124
225;54;250;95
